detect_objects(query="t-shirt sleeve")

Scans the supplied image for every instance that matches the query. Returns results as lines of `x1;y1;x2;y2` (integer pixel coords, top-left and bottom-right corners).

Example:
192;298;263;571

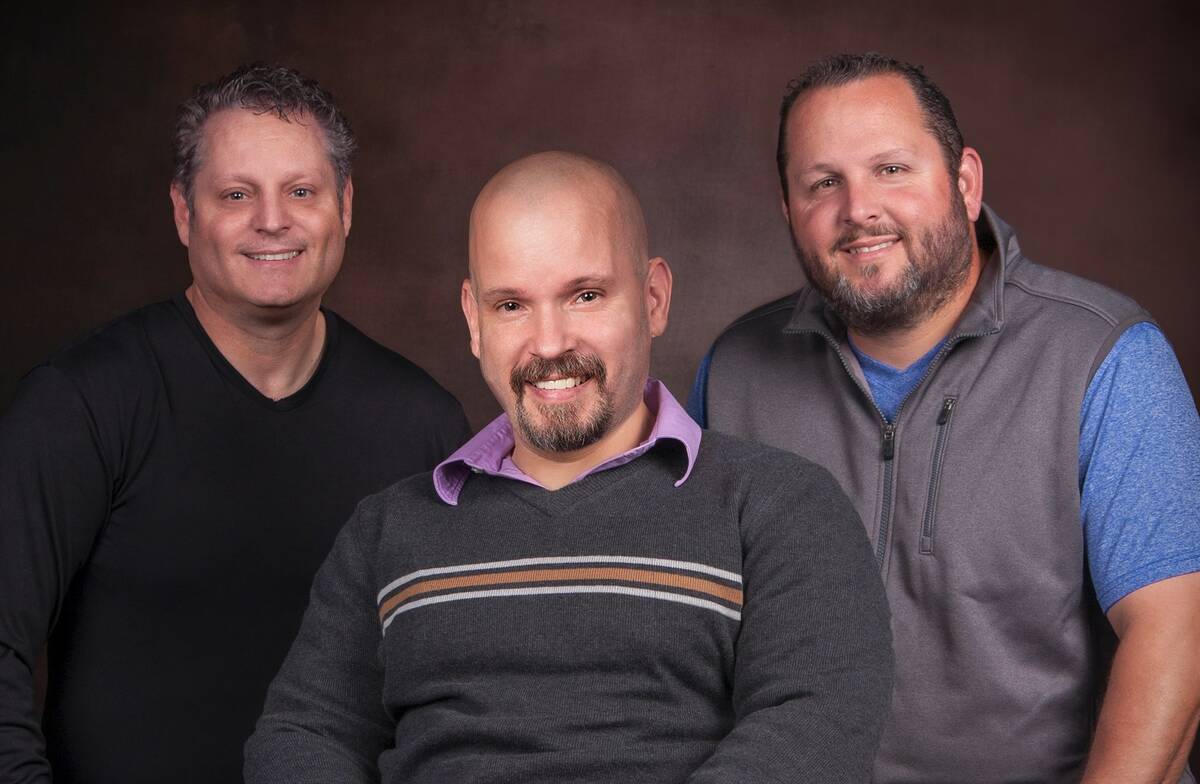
1079;322;1200;612
685;346;714;429
0;366;113;781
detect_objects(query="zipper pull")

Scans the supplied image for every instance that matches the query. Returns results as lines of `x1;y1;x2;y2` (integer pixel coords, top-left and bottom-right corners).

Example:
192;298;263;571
937;397;957;425
881;423;895;461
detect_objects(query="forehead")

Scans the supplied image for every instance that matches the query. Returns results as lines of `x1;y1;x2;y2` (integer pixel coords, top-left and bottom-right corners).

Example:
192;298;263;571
197;108;332;176
471;194;633;291
785;74;933;165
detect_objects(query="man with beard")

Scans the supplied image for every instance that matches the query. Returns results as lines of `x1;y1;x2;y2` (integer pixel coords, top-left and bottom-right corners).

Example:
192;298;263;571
245;151;894;783
690;53;1200;782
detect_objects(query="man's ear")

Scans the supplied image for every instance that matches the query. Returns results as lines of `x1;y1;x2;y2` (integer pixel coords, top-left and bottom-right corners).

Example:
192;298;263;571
169;182;191;247
460;277;481;359
644;257;673;338
341;177;354;236
957;147;984;222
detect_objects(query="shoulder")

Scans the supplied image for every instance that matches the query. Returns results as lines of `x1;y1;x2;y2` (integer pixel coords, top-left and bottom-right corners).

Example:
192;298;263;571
1004;256;1150;330
695;429;847;500
341;469;445;537
707;289;812;363
326;311;462;406
717;290;802;339
1085;322;1192;428
31;299;182;399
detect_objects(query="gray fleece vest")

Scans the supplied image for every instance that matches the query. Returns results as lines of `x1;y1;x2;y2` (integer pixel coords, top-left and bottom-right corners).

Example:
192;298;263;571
706;206;1157;783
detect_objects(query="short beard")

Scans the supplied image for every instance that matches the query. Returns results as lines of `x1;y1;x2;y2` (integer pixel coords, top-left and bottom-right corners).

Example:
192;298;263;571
794;193;973;335
510;352;613;453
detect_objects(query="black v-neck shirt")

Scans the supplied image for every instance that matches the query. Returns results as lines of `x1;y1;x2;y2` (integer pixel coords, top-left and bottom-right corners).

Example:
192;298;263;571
0;296;471;783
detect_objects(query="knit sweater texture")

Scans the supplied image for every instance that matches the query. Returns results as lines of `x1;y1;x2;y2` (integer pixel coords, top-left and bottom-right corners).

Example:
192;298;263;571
245;430;894;783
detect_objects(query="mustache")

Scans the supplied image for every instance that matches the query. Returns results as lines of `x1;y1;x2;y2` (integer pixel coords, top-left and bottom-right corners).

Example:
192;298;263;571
510;352;607;398
832;223;906;252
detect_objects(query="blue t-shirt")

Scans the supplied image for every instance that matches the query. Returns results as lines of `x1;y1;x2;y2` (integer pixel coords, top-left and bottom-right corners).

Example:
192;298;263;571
687;322;1200;612
846;338;944;424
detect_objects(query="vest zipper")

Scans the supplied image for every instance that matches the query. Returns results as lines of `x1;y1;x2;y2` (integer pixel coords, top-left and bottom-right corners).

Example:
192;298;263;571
920;397;957;554
785;324;995;569
876;424;896;565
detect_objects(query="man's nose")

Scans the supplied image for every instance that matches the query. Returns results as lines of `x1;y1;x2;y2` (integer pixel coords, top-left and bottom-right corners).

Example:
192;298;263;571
529;306;576;359
254;193;291;234
841;176;882;227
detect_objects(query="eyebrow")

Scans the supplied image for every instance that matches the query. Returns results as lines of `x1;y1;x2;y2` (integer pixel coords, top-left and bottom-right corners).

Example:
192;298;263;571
478;275;614;302
797;148;915;177
866;147;914;164
213;170;327;186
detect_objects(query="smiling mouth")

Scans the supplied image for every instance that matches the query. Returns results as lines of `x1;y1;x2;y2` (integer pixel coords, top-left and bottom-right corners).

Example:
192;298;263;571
845;240;896;255
245;250;302;261
531;376;586;390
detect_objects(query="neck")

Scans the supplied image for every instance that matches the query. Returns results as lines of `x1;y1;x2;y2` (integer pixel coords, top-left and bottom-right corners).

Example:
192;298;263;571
512;399;655;491
185;285;327;401
849;247;985;369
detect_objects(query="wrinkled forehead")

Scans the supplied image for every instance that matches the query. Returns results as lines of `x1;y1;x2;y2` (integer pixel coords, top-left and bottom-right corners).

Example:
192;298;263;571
195;107;332;173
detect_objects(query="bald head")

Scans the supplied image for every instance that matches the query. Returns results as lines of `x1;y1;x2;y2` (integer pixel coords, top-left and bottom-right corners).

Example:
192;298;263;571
468;151;649;281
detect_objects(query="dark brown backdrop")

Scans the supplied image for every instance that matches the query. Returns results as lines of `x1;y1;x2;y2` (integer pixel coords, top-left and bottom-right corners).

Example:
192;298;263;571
3;0;1199;766
3;0;1197;427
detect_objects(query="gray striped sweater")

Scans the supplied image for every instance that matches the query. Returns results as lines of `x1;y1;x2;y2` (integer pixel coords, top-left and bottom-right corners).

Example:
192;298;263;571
245;430;893;783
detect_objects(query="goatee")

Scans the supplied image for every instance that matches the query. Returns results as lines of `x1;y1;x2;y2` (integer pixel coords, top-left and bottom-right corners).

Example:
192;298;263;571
509;351;613;453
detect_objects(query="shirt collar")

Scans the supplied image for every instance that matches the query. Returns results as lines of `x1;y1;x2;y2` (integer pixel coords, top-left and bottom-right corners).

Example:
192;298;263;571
432;378;700;505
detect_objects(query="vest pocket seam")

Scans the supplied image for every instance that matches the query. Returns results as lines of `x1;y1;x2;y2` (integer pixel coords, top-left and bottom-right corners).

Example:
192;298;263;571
920;396;958;555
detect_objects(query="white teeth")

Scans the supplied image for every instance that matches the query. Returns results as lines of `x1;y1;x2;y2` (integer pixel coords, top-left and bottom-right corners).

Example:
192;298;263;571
533;377;583;390
848;241;895;255
248;251;301;261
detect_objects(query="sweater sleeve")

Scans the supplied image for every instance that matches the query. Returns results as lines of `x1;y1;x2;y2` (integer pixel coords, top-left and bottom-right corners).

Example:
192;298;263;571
686;460;894;784
0;367;114;783
244;500;393;783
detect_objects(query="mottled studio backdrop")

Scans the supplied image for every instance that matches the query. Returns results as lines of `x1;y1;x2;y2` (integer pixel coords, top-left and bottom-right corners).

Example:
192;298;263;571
2;0;1196;429
3;0;1200;767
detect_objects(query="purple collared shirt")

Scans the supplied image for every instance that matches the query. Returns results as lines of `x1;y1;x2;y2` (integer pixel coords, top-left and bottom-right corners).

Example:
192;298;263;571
433;379;701;505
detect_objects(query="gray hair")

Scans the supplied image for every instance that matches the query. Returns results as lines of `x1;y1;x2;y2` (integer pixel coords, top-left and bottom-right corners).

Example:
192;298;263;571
172;63;356;209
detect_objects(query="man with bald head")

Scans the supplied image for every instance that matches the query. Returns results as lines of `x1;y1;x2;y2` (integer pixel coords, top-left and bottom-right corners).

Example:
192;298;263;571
246;152;893;783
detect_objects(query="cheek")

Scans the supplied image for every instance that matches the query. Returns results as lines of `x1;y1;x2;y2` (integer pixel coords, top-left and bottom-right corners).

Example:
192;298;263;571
790;215;832;254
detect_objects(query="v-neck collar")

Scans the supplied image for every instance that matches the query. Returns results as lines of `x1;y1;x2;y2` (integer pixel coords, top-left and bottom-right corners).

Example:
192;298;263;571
172;293;338;412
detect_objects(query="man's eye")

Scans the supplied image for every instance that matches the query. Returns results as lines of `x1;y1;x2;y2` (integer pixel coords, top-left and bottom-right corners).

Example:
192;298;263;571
577;291;600;303
498;301;521;312
292;187;311;198
812;177;838;191
881;165;903;175
225;191;248;201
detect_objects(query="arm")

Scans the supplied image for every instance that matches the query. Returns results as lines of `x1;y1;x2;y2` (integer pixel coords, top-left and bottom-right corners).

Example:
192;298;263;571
1078;323;1200;782
687;459;894;784
0;367;112;783
244;499;393;784
1082;573;1200;783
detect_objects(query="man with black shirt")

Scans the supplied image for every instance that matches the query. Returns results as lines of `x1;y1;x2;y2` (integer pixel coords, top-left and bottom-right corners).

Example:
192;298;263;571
0;64;470;783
